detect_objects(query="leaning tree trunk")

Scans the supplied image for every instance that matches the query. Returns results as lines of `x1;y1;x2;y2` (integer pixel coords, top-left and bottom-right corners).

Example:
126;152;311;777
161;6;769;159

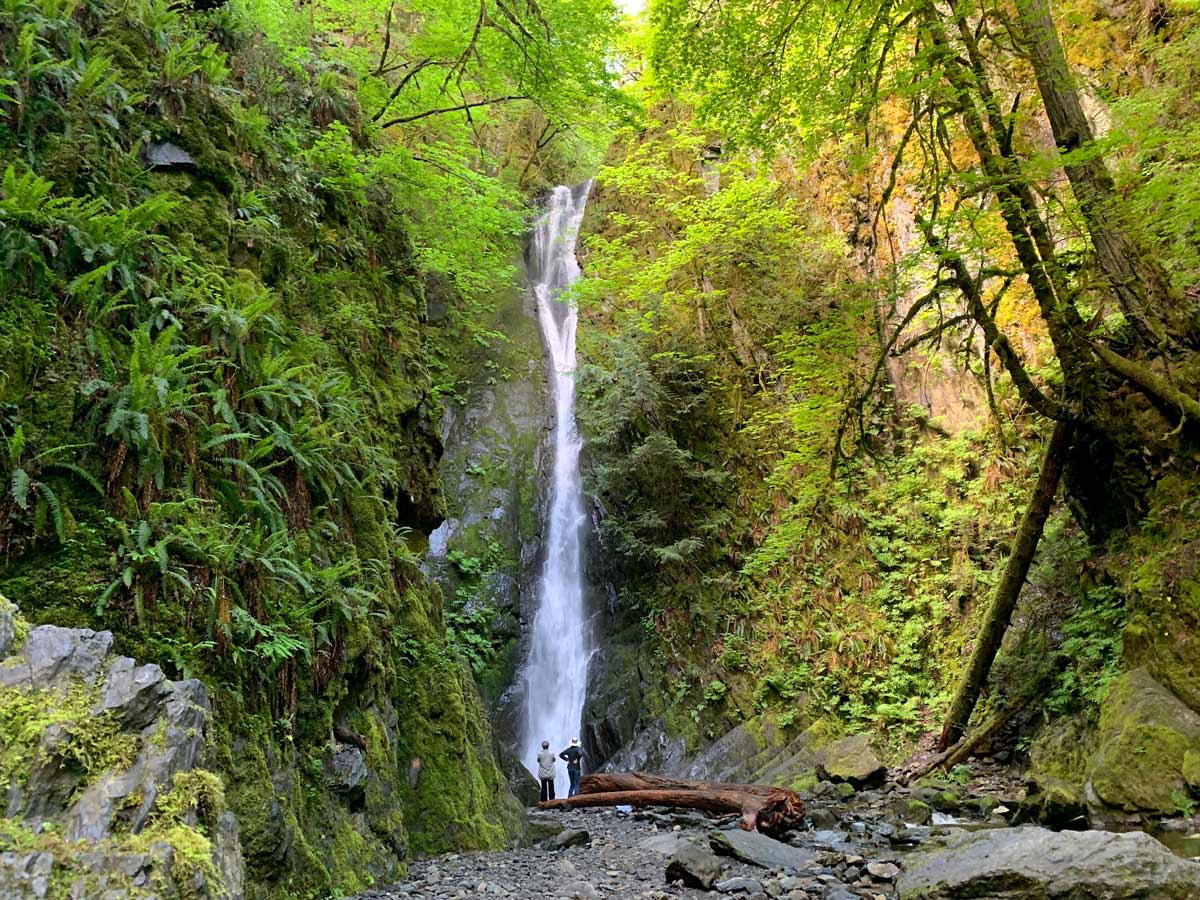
938;419;1074;750
1013;0;1194;347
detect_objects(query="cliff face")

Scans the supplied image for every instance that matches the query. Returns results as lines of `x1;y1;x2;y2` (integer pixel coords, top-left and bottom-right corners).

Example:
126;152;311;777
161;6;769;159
0;0;526;894
423;265;550;803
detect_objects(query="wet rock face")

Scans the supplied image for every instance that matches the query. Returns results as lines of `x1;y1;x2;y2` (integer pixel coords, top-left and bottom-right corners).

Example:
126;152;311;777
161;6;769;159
0;614;241;900
897;826;1200;899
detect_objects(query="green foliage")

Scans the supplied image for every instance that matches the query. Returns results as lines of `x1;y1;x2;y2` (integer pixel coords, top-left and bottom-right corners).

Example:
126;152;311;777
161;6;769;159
0;0;618;887
1112;24;1200;289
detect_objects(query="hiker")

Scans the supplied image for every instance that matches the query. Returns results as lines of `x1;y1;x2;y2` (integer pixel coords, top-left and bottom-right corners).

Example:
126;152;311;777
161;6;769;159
559;737;584;798
537;740;556;802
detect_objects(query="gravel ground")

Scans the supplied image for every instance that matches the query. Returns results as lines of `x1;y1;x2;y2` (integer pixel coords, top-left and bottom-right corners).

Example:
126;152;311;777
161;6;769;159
352;807;902;900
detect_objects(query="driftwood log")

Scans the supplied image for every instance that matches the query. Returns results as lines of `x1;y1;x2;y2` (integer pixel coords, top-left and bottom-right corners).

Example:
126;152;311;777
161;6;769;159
539;772;805;836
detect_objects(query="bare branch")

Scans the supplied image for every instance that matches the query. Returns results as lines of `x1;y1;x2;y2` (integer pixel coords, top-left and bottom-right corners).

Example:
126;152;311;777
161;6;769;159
378;95;530;128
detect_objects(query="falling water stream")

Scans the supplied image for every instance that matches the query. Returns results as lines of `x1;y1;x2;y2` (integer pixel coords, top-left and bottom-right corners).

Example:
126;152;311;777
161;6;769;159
521;183;593;797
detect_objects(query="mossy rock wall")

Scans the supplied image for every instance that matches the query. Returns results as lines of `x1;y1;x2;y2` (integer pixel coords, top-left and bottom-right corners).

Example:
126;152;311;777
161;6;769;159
425;270;549;713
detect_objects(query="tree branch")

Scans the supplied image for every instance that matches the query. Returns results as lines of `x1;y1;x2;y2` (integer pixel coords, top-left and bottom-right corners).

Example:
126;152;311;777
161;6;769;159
378;95;530;128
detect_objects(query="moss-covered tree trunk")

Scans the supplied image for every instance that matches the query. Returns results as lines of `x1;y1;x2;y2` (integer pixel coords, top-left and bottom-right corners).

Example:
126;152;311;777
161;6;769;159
938;419;1073;750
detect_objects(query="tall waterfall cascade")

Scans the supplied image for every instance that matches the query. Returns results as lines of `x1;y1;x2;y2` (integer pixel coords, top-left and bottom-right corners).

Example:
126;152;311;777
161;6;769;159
521;183;594;797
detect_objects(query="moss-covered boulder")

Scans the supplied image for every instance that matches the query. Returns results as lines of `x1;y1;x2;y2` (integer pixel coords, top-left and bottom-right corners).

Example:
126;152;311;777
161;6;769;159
1184;750;1200;791
1022;717;1097;827
815;734;886;788
1119;478;1200;713
1087;669;1200;814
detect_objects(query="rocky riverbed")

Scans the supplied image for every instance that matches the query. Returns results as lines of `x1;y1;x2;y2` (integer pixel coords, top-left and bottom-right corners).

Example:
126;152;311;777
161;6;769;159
352;767;1200;900
352;806;902;900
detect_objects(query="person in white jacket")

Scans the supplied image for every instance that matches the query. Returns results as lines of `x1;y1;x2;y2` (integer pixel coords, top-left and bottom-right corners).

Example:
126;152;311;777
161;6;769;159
536;740;557;802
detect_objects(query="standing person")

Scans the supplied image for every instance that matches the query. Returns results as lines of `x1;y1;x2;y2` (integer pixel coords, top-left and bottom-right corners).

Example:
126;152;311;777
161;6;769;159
559;738;584;798
537;741;556;802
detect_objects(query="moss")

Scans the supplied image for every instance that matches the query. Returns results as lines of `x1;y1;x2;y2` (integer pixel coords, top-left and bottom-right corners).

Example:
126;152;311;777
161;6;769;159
904;799;933;824
1;593;29;653
1183;749;1200;791
787;771;819;792
0;681;138;799
1086;669;1200;813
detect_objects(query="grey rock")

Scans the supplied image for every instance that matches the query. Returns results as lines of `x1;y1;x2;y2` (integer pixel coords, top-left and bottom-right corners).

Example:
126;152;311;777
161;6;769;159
526;811;565;843
98;657;168;729
866;861;900;880
65;678;210;842
666;842;723;890
638;831;700;856
717;876;765;893
897;825;1200;899
0;595;17;658
710;829;819;870
549;829;590;850
214;812;245;900
23;626;113;687
0;850;54;899
0;658;32;688
327;746;368;792
145;141;196;169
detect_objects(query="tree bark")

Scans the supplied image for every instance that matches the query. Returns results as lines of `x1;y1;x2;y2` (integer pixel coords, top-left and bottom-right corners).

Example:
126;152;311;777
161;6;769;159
540;785;806;836
937;418;1073;749
1013;0;1192;347
578;772;781;798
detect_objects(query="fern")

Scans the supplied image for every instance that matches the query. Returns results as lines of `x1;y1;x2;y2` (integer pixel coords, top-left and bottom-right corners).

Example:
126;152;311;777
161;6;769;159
10;467;30;509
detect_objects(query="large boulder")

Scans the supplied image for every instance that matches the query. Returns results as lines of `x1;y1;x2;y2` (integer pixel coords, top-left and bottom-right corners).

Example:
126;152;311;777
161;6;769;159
1087;669;1200;814
816;734;886;787
897;826;1200;899
709;829;819;870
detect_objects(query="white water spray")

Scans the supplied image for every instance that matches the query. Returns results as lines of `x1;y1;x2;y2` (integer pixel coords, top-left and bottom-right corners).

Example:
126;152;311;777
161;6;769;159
521;183;593;798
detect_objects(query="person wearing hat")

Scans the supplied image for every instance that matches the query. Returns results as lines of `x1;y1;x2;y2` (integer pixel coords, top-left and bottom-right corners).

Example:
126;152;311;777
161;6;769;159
559;738;585;797
536;740;556;802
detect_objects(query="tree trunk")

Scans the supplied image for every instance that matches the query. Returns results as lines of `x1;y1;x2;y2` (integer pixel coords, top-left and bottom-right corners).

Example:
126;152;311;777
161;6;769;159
937;419;1073;749
920;6;1096;397
579;772;780;798
1013;0;1193;347
904;681;1042;783
540;784;805;836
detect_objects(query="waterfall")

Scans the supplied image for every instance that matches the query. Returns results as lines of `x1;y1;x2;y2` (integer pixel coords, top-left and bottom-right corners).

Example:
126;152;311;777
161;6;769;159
521;183;593;798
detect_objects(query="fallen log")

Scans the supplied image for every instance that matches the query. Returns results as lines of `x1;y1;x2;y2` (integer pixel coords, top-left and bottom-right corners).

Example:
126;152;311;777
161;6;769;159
539;786;805;837
579;772;780;798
